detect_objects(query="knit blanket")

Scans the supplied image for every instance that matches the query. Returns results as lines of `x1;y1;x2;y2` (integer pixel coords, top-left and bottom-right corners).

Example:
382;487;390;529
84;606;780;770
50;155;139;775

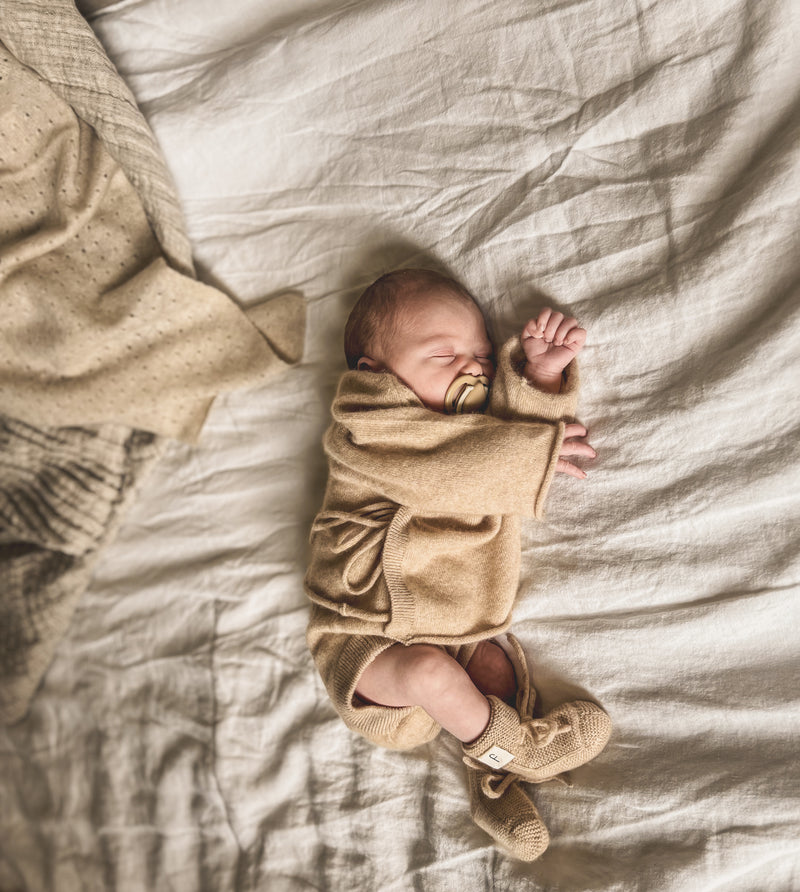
0;1;304;724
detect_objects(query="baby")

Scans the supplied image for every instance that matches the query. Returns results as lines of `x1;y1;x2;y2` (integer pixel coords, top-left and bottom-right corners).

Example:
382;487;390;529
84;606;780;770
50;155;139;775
305;269;611;860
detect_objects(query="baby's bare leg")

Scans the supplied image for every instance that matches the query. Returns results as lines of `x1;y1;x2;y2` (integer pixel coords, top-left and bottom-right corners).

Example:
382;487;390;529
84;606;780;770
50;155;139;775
355;644;492;743
465;640;517;703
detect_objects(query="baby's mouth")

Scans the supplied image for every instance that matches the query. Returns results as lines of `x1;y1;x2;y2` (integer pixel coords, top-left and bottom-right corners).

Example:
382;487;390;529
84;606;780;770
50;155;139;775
444;374;491;414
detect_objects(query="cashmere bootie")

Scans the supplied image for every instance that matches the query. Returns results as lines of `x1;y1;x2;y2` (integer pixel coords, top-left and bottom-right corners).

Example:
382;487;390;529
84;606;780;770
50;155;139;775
463;633;611;783
466;763;550;861
463;694;612;783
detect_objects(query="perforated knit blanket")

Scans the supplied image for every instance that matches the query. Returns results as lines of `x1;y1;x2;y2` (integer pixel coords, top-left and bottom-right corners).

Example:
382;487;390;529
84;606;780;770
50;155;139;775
0;1;304;724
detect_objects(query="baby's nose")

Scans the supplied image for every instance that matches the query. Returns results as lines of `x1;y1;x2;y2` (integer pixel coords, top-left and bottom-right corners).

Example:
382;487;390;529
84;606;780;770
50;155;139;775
458;355;483;375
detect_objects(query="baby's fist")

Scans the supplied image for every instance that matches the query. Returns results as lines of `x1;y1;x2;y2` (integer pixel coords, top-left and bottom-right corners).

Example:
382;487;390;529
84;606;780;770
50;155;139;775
522;308;586;392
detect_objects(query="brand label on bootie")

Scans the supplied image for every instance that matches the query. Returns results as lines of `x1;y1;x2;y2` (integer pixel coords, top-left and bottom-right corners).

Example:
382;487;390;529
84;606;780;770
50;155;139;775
476;745;514;769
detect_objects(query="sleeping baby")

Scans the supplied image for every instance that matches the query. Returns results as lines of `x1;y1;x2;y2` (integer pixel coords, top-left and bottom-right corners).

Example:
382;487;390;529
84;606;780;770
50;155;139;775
305;268;611;860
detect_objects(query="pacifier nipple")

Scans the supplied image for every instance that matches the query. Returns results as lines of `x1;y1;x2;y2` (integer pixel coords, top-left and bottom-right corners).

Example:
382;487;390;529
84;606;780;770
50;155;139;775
444;374;491;414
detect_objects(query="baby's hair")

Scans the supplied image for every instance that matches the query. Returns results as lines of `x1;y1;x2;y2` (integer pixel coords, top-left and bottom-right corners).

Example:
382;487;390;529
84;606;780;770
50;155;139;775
344;268;478;369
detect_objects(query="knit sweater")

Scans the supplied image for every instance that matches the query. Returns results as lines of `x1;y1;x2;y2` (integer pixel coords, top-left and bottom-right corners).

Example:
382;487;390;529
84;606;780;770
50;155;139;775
305;337;579;648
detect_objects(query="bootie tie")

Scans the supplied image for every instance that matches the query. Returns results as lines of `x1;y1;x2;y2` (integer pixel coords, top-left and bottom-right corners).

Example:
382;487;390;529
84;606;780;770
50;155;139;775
462;635;612;783
466;763;549;861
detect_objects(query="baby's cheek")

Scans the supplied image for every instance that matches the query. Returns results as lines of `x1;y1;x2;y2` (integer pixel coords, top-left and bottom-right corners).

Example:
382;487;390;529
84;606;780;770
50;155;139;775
425;375;452;412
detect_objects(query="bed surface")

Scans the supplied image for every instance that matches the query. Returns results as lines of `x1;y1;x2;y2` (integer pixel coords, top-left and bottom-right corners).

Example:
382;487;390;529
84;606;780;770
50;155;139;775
2;0;799;889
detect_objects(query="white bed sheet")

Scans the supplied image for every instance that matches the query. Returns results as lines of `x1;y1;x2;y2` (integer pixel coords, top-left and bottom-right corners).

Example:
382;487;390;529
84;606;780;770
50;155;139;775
2;0;799;889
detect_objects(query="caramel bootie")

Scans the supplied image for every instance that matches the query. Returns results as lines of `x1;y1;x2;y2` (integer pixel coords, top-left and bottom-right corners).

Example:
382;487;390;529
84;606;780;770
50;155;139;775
463;694;612;783
462;634;612;783
466;763;550;861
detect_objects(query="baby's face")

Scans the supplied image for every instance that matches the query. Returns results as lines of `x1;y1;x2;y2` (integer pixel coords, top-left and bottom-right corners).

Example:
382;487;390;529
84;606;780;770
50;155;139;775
364;291;494;412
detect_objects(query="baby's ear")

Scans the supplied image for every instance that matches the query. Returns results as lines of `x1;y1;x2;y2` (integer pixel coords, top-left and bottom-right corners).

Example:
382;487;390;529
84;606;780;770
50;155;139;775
357;356;384;372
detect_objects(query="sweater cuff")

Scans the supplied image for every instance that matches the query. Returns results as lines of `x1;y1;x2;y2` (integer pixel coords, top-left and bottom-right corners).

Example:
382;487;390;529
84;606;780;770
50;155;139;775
489;337;579;422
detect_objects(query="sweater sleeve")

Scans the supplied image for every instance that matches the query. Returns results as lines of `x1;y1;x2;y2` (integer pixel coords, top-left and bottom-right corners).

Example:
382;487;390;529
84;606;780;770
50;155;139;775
488;336;579;422
325;372;564;518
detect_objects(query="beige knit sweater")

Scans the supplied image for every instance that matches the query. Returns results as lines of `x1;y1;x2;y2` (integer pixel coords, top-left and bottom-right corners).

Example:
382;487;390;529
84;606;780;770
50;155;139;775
305;337;579;649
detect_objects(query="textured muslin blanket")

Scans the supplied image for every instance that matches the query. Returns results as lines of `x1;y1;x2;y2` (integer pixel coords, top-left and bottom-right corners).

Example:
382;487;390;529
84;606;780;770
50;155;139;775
1;0;798;890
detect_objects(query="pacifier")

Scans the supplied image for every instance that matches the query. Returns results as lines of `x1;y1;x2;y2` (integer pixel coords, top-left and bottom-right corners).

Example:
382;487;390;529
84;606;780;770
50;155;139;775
443;374;491;414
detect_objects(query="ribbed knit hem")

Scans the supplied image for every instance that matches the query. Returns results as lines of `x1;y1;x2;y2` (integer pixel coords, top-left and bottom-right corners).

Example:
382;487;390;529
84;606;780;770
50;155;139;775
533;419;565;520
462;695;519;756
382;506;416;640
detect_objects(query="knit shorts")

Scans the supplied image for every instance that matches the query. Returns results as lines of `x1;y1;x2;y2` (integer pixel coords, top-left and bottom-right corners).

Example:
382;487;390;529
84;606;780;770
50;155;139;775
307;606;478;750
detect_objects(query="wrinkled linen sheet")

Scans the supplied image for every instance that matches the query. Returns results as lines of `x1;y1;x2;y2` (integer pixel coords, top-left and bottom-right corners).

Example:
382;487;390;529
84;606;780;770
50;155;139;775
2;0;799;890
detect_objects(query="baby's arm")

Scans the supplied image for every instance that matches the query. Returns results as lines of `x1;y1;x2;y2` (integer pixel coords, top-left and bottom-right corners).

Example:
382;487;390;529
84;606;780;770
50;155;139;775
489;312;594;480
325;412;563;518
519;309;594;478
521;308;587;394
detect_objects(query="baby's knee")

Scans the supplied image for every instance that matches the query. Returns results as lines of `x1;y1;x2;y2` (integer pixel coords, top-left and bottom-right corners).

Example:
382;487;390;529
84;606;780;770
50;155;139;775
399;644;462;700
356;642;456;706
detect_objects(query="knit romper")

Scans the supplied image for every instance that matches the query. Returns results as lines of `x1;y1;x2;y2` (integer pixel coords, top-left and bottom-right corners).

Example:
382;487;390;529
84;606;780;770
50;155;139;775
305;338;579;749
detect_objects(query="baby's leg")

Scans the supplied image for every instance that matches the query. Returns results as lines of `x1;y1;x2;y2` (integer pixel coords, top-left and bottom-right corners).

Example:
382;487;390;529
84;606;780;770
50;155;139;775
356;644;493;743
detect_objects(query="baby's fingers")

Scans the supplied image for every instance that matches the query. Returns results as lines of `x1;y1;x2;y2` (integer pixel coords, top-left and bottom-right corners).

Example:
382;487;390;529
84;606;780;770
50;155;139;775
556;319;586;350
558;423;595;479
534;307;553;332
559;440;596;460
552;316;577;345
555;458;587;479
522;313;548;340
563;423;587;440
524;308;558;339
542;311;564;342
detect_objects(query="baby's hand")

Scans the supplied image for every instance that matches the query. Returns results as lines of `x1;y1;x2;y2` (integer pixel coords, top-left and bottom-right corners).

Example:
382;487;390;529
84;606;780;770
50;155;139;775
556;423;596;480
522;308;586;393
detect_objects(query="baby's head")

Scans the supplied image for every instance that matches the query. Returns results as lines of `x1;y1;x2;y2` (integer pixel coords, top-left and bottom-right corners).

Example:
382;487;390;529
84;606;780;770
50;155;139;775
344;269;494;413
